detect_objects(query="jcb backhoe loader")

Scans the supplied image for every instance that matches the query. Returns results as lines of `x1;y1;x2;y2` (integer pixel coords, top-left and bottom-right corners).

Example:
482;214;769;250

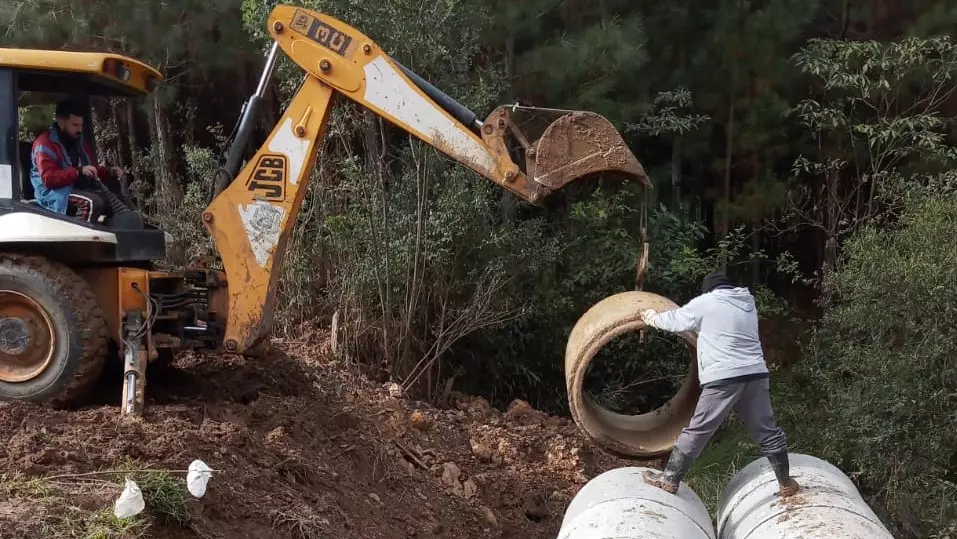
0;5;650;416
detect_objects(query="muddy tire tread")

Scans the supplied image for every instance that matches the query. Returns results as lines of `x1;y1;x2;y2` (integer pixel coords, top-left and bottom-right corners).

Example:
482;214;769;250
0;253;108;406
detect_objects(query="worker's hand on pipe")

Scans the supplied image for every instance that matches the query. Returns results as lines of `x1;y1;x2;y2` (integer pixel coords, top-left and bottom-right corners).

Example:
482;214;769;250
641;309;657;326
81;165;99;179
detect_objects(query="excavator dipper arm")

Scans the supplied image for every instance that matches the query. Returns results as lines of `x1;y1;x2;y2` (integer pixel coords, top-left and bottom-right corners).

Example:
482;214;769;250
203;5;650;354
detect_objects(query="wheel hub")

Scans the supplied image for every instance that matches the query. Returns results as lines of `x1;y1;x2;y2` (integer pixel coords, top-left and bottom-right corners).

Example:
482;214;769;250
0;291;55;383
0;317;30;354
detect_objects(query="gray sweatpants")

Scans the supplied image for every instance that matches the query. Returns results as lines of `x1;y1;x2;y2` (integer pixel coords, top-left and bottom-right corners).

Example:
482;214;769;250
675;376;788;459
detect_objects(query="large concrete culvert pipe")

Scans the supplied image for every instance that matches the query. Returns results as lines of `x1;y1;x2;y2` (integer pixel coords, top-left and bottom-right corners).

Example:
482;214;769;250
565;290;700;457
557;466;716;539
717;453;896;539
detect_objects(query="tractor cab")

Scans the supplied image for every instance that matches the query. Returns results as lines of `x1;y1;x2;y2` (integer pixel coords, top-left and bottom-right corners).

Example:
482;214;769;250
0;48;171;264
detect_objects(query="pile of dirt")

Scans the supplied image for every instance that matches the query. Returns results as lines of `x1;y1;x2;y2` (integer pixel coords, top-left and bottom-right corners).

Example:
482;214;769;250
0;330;643;539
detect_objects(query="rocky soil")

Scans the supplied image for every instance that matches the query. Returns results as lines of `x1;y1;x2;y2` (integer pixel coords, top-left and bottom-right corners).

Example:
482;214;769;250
0;329;642;539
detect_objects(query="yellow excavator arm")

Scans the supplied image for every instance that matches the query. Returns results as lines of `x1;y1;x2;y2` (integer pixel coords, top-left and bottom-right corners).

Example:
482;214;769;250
203;5;651;354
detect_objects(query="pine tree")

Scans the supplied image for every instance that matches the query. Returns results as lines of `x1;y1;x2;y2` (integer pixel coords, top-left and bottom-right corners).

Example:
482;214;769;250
484;0;652;126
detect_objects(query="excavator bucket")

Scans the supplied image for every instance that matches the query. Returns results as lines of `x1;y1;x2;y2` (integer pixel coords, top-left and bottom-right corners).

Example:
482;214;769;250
531;111;651;191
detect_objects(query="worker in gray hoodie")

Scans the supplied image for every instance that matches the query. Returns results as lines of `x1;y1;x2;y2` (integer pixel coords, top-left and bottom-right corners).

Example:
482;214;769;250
639;271;801;498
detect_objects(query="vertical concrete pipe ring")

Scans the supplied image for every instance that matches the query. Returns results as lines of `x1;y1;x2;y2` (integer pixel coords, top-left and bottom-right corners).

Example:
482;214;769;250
564;290;700;458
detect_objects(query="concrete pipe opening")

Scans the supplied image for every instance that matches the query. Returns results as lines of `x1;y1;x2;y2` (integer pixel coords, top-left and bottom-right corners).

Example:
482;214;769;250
564;291;700;458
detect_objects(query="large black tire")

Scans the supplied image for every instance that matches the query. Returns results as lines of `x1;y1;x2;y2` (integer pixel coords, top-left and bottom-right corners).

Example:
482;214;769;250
0;254;108;406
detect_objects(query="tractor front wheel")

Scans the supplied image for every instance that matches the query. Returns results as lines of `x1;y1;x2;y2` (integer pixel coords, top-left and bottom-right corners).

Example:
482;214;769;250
0;254;108;406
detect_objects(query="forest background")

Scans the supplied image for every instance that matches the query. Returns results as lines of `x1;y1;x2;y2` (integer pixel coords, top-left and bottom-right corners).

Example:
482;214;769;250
4;0;957;536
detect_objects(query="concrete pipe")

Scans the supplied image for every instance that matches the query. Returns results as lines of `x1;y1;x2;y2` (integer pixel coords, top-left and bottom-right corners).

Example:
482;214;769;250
565;290;699;458
558;466;716;539
717;453;895;539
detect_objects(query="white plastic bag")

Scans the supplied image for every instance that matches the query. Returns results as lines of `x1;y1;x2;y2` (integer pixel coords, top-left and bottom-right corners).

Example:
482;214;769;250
114;477;145;519
187;459;213;498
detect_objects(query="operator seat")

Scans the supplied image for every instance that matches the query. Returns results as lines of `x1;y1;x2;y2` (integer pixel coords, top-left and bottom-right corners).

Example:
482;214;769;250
18;141;35;202
15;140;144;229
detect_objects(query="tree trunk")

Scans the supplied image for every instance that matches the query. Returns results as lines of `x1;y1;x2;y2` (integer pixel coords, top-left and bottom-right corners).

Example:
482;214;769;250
112;100;129;173
718;97;735;248
715;0;739;250
752;230;761;287
671;136;683;205
751;154;762;286
841;0;851;38
124;100;141;207
401;145;429;370
360;120;395;373
825;169;840;271
505;34;515;83
148;93;182;208
125;100;138;165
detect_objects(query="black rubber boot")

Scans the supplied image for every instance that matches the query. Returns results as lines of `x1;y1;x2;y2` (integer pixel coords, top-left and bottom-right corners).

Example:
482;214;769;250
767;451;801;497
643;449;693;494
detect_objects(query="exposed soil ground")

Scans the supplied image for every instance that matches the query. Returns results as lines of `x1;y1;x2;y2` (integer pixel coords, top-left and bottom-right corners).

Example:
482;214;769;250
0;329;643;539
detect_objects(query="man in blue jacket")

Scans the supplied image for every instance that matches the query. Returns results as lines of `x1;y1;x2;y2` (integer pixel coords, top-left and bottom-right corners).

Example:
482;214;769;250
640;271;801;498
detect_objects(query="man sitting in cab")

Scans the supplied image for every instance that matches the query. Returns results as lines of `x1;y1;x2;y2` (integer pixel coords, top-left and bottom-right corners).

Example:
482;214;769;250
30;99;131;223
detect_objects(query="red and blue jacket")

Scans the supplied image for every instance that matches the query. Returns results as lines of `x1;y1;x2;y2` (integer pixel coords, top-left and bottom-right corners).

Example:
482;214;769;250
29;125;109;213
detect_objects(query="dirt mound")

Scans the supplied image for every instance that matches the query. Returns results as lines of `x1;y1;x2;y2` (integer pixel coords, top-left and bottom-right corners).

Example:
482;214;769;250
0;330;640;539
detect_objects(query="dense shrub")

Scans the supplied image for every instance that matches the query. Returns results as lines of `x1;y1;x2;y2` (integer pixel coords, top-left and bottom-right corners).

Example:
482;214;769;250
802;187;957;536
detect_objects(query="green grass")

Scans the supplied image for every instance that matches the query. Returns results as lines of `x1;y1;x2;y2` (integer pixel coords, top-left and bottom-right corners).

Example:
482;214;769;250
0;472;55;497
134;471;192;527
2;472;152;538
38;507;150;539
1;460;192;538
77;509;150;539
110;459;193;527
684;419;762;515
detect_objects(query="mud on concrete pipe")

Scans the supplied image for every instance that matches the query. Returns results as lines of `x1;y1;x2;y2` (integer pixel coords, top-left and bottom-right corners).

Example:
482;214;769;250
717;453;896;539
558;466;716;539
565;291;700;458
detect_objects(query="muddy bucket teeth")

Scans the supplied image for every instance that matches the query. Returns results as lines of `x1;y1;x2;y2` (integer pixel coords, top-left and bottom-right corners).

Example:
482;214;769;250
531;111;651;191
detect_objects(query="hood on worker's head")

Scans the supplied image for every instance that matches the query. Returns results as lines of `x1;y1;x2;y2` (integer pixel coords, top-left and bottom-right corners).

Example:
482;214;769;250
710;286;755;312
701;271;733;294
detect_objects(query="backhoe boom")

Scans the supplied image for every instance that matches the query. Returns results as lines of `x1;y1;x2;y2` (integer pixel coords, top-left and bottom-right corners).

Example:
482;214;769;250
203;5;650;354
